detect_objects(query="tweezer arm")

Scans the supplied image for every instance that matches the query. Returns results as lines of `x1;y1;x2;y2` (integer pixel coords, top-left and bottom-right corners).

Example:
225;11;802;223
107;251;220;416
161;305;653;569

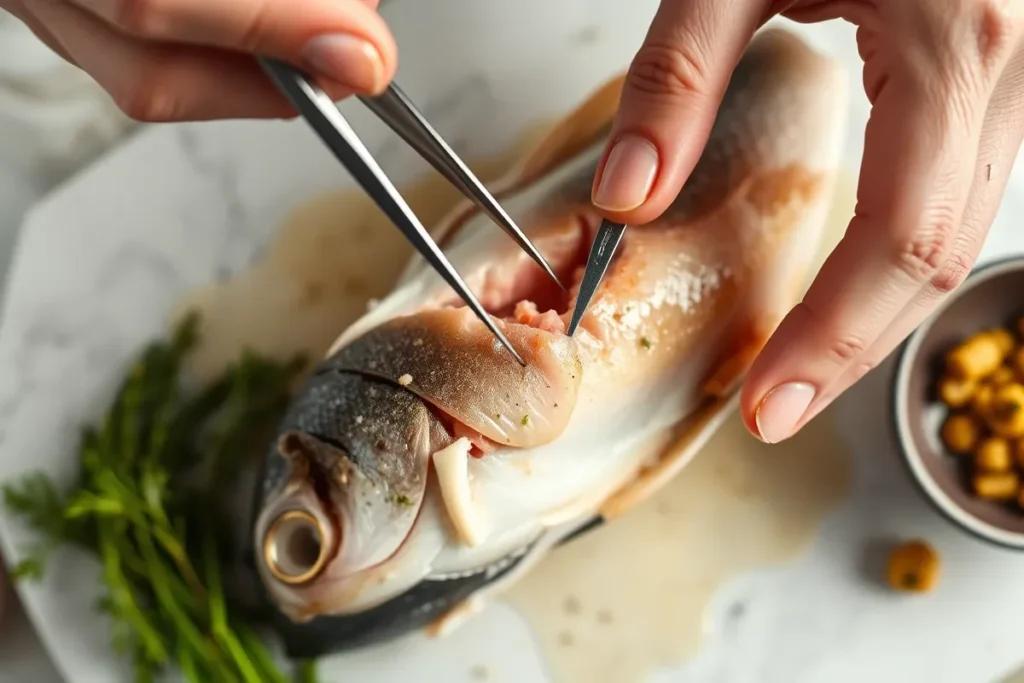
359;86;564;289
358;85;485;206
258;57;525;366
566;220;626;337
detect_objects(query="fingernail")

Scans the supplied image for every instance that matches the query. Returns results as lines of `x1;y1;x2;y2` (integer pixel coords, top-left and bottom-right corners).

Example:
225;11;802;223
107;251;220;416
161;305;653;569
754;382;815;444
301;34;384;93
592;134;659;211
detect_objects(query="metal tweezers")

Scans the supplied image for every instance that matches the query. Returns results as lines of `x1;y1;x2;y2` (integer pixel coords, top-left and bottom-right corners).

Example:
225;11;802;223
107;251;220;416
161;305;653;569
258;57;569;367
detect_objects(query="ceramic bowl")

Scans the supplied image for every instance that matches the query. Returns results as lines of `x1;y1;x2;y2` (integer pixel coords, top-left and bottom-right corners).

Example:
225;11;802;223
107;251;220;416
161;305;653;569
893;256;1024;549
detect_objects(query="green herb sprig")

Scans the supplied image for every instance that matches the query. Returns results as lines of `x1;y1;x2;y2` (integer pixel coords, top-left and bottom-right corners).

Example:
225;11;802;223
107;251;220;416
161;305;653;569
2;312;318;683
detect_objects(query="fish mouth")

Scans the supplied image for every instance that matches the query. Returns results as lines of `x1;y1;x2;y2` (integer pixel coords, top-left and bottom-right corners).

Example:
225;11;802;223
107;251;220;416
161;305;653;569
438;213;598;336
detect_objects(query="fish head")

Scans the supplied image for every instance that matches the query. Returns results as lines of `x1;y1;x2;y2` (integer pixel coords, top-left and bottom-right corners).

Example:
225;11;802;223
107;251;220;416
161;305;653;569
254;371;451;621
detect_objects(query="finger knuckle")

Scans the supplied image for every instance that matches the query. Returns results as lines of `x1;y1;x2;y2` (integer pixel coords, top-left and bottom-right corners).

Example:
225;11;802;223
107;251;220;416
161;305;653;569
890;213;958;287
112;0;173;37
113;67;182;123
930;249;975;294
973;0;1018;66
236;5;274;54
940;0;1019;93
626;41;710;101
905;0;1014;115
825;334;869;365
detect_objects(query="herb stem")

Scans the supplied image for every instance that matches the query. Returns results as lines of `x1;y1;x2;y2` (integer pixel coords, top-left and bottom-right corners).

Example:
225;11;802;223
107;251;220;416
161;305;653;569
1;312;313;682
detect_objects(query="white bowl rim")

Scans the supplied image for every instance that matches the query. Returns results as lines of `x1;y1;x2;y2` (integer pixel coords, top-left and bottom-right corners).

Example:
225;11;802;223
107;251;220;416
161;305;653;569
894;255;1024;549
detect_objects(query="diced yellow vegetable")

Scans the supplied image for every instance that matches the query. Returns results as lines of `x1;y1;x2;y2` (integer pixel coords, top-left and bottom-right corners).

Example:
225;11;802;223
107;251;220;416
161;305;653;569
941;414;980;454
886;540;940;593
973;472;1020;501
974;437;1012;473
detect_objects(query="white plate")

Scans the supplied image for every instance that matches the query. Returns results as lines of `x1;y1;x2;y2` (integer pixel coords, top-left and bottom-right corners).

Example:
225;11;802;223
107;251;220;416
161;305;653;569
3;3;1024;682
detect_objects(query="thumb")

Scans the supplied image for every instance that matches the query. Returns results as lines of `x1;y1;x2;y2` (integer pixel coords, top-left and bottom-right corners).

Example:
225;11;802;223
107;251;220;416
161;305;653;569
593;0;769;224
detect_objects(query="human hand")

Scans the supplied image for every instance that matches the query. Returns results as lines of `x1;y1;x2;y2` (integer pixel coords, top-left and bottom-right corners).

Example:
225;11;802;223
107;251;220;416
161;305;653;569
594;0;1024;444
1;0;397;121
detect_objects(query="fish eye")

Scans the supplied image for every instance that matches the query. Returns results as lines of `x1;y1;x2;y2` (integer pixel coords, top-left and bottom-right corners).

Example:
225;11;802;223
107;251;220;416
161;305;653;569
263;510;331;585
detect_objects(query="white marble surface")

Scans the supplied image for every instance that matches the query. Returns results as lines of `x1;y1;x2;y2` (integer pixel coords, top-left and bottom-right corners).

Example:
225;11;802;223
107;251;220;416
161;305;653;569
0;10;135;272
0;11;130;683
2;1;1024;682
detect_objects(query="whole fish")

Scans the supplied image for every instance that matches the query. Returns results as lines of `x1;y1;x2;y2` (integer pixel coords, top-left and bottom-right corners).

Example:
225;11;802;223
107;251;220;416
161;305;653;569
252;27;848;657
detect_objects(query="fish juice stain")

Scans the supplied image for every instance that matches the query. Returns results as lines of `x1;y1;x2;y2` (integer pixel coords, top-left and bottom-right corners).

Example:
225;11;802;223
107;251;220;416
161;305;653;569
173;123;553;383
503;172;858;683
176;121;857;683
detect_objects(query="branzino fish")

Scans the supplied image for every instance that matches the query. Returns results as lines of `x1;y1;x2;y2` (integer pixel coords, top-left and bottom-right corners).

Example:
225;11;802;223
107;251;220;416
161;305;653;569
252;27;848;657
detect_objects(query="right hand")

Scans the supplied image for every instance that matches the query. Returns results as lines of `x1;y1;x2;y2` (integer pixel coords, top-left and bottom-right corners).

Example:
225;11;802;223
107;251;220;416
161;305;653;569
592;0;1024;444
1;0;397;121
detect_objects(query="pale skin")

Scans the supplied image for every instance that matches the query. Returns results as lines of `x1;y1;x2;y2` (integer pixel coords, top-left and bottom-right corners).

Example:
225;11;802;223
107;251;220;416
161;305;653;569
5;0;1023;444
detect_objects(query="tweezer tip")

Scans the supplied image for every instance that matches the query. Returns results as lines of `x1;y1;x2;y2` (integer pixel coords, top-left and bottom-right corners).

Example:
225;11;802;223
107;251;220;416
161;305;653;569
500;335;527;366
494;217;565;291
482;316;526;365
543;264;567;291
565;307;584;338
518;243;565;292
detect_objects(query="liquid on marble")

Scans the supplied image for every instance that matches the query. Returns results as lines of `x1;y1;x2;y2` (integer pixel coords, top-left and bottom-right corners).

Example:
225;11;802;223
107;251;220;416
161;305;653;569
174;127;857;683
502;173;857;683
173;123;551;384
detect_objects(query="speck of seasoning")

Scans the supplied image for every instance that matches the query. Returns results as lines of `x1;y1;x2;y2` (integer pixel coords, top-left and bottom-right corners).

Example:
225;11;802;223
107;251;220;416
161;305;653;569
596;609;613;624
558;631;574;647
394;494;413;507
563;596;581;615
640;336;652;349
521;414;529;426
398;373;413;386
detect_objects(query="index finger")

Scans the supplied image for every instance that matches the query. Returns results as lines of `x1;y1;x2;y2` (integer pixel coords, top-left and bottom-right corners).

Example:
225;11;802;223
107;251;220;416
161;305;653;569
590;0;768;225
